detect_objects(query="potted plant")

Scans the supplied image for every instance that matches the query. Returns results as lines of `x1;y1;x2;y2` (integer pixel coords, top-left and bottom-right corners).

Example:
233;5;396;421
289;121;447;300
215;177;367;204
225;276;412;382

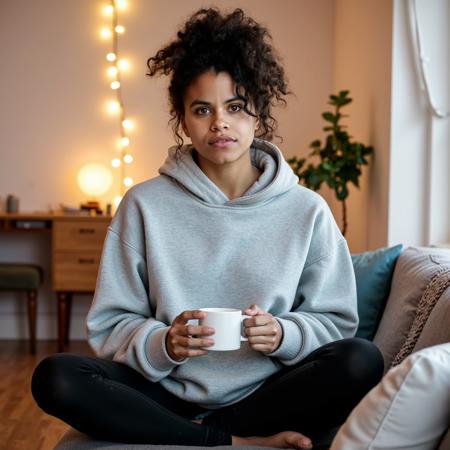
287;90;373;236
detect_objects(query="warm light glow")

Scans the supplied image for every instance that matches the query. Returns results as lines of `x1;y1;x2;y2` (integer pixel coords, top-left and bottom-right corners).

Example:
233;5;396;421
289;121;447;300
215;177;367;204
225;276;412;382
115;25;125;34
111;158;121;168
110;80;121;90
120;137;130;147
107;66;118;77
100;28;112;39
123;177;133;187
123;154;133;164
107;101;121;114
122;119;133;129
106;52;117;62
117;59;129;71
77;163;113;197
103;5;114;16
116;0;127;10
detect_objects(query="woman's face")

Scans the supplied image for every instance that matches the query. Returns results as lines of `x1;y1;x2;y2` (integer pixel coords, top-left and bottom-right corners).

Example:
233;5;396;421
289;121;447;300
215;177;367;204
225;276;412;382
181;70;258;172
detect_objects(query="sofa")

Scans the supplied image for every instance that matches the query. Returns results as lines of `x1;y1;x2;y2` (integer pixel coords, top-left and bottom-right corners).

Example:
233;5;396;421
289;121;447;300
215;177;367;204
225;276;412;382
55;245;450;450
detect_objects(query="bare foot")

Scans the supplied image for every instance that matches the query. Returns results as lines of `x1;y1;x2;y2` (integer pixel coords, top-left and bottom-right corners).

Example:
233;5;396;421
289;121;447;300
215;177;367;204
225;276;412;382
191;419;203;424
232;431;312;449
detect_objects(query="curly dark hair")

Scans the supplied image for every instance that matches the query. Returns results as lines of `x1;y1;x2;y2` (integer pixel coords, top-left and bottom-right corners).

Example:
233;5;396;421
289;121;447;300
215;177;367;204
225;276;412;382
146;7;289;148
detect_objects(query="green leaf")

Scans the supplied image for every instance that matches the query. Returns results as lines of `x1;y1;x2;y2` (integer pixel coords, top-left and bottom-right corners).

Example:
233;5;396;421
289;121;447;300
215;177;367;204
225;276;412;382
322;112;335;123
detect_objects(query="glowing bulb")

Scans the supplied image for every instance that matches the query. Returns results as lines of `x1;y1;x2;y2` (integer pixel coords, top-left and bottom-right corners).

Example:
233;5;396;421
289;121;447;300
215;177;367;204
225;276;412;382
106;52;117;62
117;59;129;71
107;66;118;77
111;158;121;168
110;80;121;90
123;177;133;187
103;5;114;16
123;154;133;164
77;163;113;197
115;25;125;34
100;28;112;39
107;101;121;114
122;119;133;129
116;0;127;9
120;137;130;147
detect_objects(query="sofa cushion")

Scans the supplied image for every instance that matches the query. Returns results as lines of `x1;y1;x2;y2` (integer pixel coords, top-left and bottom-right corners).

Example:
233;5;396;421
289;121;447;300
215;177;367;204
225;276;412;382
351;244;403;340
330;343;450;450
392;270;450;366
413;284;450;353
373;247;450;370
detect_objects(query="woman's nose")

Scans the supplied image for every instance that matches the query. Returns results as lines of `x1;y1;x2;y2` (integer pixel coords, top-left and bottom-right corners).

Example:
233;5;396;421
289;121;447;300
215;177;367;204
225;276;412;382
210;111;229;131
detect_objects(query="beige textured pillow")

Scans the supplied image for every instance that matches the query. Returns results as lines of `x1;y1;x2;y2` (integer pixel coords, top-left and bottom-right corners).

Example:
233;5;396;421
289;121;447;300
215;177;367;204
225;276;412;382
330;343;450;450
373;247;450;370
413;285;450;352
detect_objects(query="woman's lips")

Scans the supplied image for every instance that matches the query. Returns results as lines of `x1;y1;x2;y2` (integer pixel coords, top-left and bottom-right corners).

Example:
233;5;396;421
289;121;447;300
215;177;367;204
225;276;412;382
208;136;237;148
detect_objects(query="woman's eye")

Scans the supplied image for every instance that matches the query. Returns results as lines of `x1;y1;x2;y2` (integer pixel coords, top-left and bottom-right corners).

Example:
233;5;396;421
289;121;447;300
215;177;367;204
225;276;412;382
229;104;242;112
195;107;210;115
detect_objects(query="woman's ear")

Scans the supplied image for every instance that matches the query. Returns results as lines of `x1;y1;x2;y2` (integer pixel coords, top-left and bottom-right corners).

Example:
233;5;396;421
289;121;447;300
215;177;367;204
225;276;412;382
181;117;190;137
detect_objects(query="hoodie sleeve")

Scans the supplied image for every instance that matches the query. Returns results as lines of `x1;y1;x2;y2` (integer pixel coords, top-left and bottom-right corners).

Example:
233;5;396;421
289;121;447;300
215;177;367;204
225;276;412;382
86;198;187;382
269;204;358;365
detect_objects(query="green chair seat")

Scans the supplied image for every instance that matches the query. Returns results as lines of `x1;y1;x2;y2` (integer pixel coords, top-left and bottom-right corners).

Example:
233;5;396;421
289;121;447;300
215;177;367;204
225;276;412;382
0;264;43;290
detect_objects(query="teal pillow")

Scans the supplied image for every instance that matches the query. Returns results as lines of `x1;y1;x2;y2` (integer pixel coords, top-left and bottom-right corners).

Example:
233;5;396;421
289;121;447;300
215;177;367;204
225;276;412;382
352;244;403;340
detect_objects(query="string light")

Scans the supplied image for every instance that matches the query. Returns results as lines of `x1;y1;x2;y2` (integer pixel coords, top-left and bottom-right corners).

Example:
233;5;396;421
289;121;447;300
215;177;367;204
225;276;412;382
100;0;135;208
111;158;121;168
106;52;117;62
101;28;112;39
117;59;129;71
107;66;118;77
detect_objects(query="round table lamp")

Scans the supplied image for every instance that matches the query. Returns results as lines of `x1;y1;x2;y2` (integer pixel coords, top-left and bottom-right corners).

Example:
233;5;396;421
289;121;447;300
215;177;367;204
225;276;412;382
77;163;113;214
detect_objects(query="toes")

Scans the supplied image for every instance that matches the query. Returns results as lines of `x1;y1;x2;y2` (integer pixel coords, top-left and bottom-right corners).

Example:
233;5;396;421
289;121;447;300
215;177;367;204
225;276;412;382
285;432;312;449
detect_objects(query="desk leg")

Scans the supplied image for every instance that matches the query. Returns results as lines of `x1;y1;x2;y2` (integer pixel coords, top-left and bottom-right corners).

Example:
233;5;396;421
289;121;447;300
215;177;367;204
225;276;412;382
65;293;72;345
57;292;69;352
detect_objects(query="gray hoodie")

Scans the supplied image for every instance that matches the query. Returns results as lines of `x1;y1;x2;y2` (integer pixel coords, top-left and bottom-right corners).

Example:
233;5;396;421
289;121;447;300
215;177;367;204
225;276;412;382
86;138;358;409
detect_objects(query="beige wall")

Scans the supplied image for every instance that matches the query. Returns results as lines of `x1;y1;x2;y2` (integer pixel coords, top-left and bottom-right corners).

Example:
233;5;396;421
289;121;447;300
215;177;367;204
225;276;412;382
0;0;336;339
0;0;335;212
332;0;393;252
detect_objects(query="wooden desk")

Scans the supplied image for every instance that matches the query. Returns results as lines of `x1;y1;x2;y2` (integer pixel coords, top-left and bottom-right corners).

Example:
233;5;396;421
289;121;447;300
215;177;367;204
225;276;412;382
0;212;111;351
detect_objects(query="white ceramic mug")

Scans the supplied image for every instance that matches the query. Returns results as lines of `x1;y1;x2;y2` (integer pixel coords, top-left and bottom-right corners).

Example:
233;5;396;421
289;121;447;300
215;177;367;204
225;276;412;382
199;308;251;351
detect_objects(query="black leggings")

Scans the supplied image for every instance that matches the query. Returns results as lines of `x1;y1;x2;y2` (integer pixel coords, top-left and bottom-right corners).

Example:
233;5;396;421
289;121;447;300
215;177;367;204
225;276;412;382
31;338;383;447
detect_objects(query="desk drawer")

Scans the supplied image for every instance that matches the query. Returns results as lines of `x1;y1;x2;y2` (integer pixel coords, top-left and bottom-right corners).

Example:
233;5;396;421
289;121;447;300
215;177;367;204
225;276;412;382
53;251;101;291
53;220;109;251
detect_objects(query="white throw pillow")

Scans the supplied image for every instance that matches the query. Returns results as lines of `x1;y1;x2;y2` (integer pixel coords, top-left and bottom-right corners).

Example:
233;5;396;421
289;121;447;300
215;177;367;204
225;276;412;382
330;343;450;450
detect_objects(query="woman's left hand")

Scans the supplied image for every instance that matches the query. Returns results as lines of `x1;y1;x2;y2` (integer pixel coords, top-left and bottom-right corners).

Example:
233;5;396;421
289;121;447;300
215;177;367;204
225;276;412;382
244;304;283;354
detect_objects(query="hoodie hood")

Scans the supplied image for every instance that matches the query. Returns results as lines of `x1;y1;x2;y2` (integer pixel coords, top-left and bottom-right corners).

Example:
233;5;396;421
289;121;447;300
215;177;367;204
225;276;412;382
158;138;299;207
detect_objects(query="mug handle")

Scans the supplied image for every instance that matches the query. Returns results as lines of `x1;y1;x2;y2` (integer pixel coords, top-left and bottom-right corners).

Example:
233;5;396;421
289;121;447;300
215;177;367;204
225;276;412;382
240;315;251;342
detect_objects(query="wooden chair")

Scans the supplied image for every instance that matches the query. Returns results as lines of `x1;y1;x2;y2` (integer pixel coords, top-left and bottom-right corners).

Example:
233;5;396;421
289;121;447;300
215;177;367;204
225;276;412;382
0;264;43;354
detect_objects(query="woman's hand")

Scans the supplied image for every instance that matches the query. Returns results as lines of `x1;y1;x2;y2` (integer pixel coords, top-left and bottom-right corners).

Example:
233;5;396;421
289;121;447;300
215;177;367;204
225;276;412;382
166;310;215;362
244;304;283;354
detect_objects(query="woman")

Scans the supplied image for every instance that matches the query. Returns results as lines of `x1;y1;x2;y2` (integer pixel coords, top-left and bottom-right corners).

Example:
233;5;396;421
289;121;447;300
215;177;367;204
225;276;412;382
32;8;383;449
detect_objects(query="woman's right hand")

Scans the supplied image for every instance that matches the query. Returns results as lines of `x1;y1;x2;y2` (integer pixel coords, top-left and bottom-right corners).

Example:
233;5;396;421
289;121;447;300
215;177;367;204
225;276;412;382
166;310;215;362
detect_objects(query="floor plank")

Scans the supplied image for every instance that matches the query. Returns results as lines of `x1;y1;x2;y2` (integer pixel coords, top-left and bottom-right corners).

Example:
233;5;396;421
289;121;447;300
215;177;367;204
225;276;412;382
0;340;93;450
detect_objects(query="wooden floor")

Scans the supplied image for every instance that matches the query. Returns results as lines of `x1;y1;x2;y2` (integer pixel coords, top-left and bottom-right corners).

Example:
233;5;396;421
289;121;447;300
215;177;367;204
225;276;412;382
0;340;93;450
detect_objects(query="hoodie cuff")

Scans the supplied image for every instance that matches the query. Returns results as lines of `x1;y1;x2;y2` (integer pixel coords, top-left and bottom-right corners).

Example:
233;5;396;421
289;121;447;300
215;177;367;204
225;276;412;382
268;318;303;362
145;326;189;371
